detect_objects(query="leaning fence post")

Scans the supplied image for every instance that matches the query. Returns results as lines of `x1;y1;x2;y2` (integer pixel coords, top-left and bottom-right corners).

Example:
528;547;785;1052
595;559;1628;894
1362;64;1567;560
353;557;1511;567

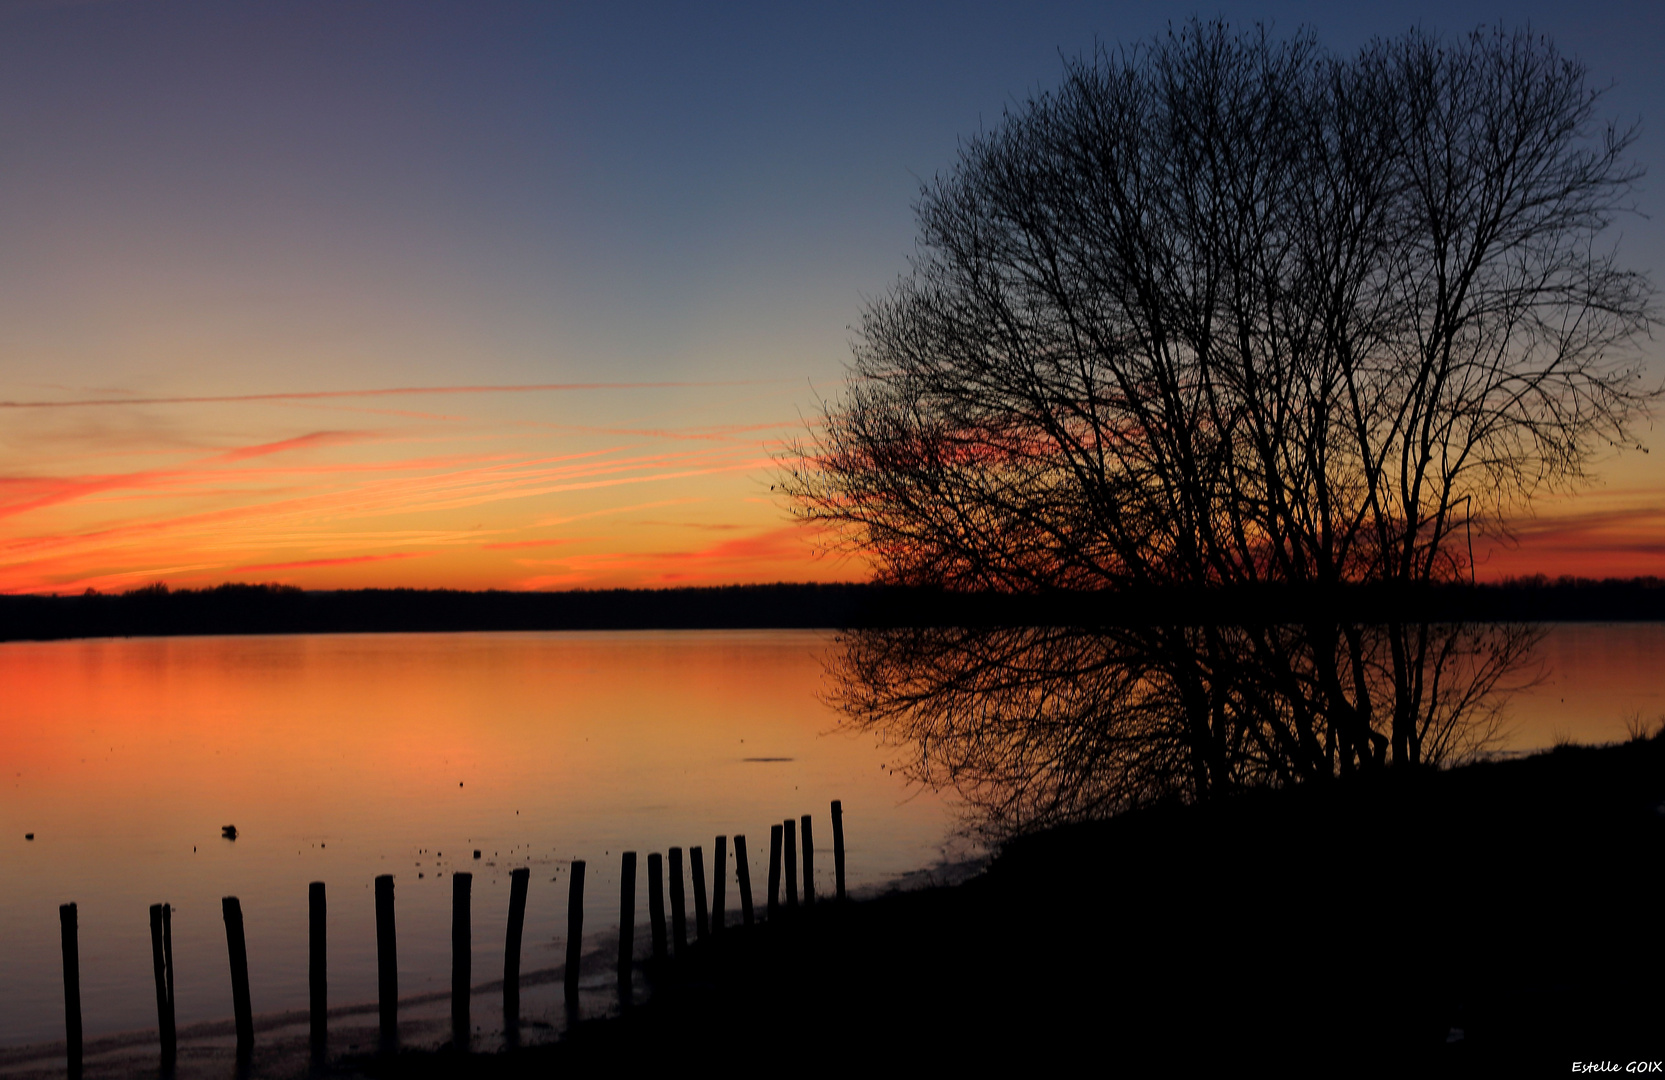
831;800;846;901
504;867;529;1029
800;814;816;907
712;838;728;933
783;818;799;910
668;847;688;957
452;872;472;1048
617;852;637;997
309;882;326;1057
691;845;710;940
149;903;176;1065
59;903;81;1077
734;834;754;927
162;903;174;1032
221;897;254;1057
648;853;667;964
375;874;398;1052
564;860;586;1004
767;825;782;920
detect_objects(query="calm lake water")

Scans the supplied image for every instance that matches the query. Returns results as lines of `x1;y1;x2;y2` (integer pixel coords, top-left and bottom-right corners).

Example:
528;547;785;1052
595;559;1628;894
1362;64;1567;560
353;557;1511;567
0;630;962;1052
2;624;1662;1052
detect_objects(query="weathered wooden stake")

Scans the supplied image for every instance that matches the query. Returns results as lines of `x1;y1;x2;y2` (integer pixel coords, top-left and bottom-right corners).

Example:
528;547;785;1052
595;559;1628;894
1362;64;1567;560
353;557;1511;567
59;903;81;1077
767;824;782;920
504;867;529;1027
221;896;254;1056
831;799;846;901
668;847;688;956
375;874;398;1052
564;860;586;1003
712;837;728;933
617;852;637;993
149;903;176;1064
733;834;754;927
647;853;667;964
783;818;799;909
162;903;174;1028
800;814;816;906
451;872;471;1047
690;845;710;940
309;882;326;1056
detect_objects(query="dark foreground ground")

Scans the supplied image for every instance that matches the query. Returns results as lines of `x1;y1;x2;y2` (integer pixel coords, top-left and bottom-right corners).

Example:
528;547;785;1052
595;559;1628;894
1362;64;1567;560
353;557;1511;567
345;734;1664;1079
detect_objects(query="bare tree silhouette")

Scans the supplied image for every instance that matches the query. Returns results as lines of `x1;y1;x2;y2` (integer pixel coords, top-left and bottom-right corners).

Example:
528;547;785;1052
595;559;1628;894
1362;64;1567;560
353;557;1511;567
785;22;1654;819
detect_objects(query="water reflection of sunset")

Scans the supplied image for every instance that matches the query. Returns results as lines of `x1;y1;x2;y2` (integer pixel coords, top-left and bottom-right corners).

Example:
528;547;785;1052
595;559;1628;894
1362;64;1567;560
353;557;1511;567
0;631;956;1047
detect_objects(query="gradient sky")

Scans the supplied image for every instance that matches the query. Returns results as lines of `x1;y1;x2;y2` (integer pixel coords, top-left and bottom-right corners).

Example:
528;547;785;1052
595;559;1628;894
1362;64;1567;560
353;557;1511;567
2;0;1662;593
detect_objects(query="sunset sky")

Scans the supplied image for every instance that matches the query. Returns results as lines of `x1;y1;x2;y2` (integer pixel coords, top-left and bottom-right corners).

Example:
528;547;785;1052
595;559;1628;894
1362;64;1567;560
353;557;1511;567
2;0;1663;594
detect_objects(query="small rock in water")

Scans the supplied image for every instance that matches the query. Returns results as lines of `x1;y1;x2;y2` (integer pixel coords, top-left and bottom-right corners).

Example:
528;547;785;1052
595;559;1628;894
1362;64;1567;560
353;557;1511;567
222;825;238;840
24;833;34;840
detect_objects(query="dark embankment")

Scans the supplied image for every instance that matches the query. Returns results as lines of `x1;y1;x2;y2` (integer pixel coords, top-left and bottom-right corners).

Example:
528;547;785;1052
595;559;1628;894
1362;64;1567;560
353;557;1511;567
351;733;1665;1078
6;576;1665;642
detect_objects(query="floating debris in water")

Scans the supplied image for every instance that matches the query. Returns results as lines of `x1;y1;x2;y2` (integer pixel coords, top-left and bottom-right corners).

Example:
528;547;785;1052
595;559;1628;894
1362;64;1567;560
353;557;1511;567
473;850;481;859
222;825;238;840
24;833;33;840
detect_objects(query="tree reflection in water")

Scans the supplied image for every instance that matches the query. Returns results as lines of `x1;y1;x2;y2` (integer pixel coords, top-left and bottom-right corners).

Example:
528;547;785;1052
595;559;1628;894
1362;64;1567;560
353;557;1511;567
829;620;1540;839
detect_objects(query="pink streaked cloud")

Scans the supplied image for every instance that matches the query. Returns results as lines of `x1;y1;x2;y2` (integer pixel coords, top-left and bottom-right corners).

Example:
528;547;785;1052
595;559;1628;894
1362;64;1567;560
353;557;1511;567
0;375;850;593
1478;499;1665;580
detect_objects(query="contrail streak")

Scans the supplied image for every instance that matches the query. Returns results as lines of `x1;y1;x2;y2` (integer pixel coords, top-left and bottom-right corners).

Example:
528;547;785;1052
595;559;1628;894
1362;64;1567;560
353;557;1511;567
0;381;765;409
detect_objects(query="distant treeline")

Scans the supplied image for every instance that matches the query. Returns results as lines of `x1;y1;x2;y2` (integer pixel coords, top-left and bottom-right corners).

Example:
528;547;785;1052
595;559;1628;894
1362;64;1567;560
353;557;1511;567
2;576;1665;643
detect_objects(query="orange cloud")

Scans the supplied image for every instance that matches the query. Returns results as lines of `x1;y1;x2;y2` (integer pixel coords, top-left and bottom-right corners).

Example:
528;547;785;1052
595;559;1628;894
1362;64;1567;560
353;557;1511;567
1478;499;1665;580
0;378;842;593
232;553;425;572
480;538;582;550
205;430;373;464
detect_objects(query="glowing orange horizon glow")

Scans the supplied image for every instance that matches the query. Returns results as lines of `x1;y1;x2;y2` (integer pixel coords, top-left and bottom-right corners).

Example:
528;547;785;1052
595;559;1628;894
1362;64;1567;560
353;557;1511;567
0;382;866;593
1;378;1661;592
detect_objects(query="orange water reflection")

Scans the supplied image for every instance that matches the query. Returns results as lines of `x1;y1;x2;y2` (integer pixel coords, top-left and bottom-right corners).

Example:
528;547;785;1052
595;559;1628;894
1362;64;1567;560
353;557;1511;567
0;631;957;1047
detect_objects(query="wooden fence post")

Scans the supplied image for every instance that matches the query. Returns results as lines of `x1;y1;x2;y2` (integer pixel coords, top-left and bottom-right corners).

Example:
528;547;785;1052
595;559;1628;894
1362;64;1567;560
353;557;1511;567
767;825;782;920
712;837;727;933
668;847;688;957
691;845;710;940
451;872;472;1048
221;897;254;1057
734;834;754;927
647;853;667;964
831;799;846;901
800;814;816;906
375;874;397;1052
783;818;799;910
309;883;326;1057
59;903;81;1078
149;903;176;1065
565;860;586;1004
617;852;637;996
504;867;529;1029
